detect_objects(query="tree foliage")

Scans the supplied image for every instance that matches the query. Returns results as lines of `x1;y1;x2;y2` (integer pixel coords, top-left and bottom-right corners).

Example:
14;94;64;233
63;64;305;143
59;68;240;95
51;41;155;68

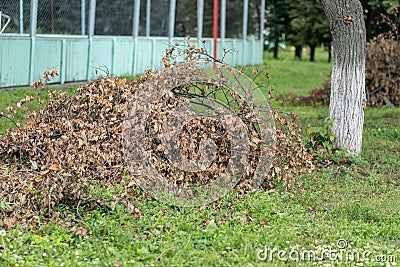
264;0;291;58
265;0;331;60
287;0;330;61
265;0;399;60
361;0;400;39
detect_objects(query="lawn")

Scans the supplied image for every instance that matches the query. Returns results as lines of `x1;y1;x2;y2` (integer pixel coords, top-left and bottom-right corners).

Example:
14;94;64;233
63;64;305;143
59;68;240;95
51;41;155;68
0;87;76;135
0;49;399;266
261;47;332;96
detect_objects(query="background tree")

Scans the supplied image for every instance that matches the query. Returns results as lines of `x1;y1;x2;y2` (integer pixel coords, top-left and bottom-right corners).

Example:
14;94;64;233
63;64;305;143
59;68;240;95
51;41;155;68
264;0;291;58
320;0;366;155
361;0;400;40
288;0;331;61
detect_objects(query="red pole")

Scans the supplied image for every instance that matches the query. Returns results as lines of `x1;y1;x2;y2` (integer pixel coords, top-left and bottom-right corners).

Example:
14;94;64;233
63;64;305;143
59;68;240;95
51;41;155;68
213;0;218;64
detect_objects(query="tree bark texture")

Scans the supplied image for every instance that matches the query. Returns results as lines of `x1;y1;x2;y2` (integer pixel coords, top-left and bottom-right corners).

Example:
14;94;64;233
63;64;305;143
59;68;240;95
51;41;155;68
320;0;366;155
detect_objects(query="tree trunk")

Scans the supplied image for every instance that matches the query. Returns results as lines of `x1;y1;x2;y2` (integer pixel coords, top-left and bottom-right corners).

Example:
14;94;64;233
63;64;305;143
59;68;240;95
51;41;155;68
320;0;366;155
295;45;302;60
309;45;316;62
365;1;372;41
328;42;332;63
274;39;279;59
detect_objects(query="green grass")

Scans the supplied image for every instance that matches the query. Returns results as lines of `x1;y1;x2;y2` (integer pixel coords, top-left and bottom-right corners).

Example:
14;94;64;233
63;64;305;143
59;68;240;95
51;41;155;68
1;49;399;266
257;48;333;96
0;89;39;134
0;87;77;134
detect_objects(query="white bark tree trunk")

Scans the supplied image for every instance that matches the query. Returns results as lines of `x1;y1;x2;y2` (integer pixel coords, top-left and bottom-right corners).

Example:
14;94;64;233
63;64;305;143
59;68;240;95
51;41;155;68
320;0;367;155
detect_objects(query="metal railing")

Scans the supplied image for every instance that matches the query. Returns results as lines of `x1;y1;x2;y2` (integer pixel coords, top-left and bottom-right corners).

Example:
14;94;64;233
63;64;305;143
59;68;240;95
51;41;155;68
0;11;11;34
0;0;266;88
0;0;265;40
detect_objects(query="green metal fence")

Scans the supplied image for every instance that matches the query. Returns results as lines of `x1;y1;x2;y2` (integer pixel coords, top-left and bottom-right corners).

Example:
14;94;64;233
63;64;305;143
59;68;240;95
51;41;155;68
0;0;265;88
0;36;263;87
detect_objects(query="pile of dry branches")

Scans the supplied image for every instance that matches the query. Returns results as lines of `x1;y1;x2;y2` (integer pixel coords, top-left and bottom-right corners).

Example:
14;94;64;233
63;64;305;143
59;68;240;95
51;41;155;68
0;43;314;228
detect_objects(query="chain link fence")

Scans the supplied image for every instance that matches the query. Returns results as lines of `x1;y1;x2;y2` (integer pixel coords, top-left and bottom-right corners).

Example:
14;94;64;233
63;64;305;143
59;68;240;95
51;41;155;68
0;0;263;38
94;0;134;35
173;0;261;38
147;0;169;36
93;0;181;37
248;0;262;38
0;0;85;35
0;0;30;34
37;0;85;34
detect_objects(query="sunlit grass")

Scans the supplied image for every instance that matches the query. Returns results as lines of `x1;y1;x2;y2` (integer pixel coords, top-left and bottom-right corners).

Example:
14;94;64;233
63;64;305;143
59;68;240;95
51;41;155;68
261;48;332;96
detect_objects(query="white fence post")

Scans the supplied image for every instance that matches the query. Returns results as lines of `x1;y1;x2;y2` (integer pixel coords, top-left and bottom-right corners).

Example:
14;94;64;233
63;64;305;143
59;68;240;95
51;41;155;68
168;0;176;40
88;0;96;37
133;0;140;38
260;0;265;40
20;0;24;34
146;0;151;37
30;0;38;37
221;0;226;39
81;0;86;35
197;0;204;39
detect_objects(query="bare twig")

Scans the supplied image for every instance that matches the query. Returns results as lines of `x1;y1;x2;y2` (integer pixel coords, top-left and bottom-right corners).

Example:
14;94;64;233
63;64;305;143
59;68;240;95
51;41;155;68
156;246;175;261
